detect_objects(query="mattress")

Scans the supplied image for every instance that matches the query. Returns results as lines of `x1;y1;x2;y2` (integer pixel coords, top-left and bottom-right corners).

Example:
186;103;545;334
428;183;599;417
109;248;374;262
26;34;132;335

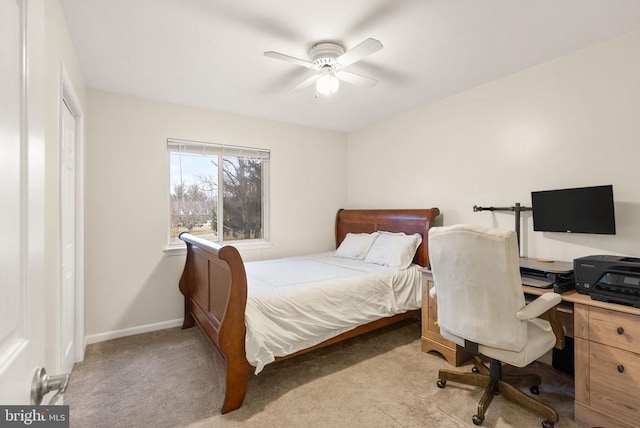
244;252;422;373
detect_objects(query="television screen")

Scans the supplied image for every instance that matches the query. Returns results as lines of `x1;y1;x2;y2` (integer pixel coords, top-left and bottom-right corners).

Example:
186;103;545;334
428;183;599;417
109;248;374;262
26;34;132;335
531;185;616;234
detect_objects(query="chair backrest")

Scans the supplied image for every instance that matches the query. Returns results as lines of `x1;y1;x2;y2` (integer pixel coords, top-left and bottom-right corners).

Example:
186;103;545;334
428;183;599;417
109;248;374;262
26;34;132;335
428;224;527;352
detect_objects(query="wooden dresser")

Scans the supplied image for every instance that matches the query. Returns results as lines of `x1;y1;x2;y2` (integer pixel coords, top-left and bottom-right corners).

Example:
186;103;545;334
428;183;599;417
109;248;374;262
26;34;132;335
420;268;640;427
574;303;640;428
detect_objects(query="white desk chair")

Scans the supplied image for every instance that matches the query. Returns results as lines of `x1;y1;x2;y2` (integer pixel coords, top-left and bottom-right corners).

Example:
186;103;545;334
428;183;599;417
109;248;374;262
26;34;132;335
428;224;565;428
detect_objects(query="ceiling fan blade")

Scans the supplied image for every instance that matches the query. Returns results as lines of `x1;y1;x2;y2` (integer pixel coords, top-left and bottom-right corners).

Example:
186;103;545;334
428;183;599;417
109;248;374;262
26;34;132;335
264;51;316;69
335;38;383;68
289;73;320;91
336;70;378;88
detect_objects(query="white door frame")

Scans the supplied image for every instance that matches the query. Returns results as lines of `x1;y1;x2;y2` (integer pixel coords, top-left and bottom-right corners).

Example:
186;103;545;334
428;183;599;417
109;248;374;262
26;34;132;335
60;64;85;365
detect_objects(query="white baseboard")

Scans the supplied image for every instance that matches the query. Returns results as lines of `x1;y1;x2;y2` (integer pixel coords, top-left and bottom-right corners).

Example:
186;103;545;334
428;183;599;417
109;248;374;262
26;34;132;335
85;318;183;345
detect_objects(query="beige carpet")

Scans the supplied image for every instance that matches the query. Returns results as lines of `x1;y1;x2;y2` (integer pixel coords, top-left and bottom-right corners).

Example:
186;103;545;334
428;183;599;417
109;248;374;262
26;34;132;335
66;321;579;427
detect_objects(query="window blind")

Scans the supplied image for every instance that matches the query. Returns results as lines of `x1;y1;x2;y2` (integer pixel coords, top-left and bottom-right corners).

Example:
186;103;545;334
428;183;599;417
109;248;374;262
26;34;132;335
167;138;270;160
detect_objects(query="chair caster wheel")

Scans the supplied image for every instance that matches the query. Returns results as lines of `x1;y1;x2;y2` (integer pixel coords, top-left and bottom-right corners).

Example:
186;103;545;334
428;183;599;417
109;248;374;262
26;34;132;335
530;385;540;395
471;366;480;373
472;415;484;426
541;420;554;428
437;379;446;388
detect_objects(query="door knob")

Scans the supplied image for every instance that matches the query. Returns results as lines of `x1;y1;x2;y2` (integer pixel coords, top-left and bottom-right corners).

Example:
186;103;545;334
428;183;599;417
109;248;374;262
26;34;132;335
31;367;70;405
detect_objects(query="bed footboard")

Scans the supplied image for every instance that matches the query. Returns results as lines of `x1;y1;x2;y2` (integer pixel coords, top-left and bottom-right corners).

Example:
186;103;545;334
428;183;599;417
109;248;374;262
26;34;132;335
178;232;251;413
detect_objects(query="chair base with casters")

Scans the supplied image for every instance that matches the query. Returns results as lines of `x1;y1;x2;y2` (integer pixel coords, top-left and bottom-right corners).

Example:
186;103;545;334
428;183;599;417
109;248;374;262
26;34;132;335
436;356;558;428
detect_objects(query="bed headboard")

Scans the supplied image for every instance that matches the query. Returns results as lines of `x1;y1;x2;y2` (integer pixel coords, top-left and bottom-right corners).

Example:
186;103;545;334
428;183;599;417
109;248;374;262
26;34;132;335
335;208;441;268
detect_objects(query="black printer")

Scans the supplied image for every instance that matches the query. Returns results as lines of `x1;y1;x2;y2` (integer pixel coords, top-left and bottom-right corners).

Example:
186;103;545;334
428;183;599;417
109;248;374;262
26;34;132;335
574;255;640;307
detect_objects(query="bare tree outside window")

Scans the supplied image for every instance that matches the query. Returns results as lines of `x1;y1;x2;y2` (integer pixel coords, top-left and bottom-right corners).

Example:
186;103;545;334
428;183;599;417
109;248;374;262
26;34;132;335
223;157;263;240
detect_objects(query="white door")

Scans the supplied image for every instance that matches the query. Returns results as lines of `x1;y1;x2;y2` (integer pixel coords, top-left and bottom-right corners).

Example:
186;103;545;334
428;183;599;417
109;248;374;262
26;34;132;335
0;0;46;403
60;101;76;373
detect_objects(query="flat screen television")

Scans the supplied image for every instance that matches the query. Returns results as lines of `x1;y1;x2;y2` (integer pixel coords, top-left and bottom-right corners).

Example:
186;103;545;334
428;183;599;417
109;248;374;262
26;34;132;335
531;185;616;234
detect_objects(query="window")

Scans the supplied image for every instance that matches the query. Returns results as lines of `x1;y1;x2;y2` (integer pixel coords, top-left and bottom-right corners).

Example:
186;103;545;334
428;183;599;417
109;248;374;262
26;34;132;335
167;139;270;246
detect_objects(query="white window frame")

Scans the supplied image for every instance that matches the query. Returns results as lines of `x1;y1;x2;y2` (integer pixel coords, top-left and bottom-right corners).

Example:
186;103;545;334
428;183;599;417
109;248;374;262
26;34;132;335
165;138;271;254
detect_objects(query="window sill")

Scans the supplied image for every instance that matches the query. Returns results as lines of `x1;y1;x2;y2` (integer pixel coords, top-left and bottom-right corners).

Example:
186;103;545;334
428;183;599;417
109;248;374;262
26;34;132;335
228;240;274;251
164;240;273;256
164;246;187;256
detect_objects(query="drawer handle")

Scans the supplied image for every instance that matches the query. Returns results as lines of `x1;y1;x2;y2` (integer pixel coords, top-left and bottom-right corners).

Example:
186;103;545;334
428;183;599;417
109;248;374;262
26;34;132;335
617;326;624;335
618;364;625;373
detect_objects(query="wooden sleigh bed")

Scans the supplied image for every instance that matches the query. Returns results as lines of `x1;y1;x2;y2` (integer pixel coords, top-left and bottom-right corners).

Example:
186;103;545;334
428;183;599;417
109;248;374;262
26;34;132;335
178;208;440;413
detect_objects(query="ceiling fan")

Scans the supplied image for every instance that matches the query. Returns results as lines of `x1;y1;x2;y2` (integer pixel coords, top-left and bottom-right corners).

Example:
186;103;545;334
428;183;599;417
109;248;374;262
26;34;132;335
264;38;383;96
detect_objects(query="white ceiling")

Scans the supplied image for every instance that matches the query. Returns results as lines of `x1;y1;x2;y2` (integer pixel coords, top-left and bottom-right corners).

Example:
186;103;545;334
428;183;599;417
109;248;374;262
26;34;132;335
60;0;640;132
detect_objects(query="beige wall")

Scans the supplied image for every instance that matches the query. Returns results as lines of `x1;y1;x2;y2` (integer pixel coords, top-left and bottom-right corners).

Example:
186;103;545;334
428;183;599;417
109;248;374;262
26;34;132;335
347;30;640;262
43;0;86;370
85;90;348;335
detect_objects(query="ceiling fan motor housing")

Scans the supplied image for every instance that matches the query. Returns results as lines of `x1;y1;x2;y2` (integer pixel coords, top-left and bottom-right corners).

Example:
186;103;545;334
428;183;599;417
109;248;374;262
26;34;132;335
309;43;345;67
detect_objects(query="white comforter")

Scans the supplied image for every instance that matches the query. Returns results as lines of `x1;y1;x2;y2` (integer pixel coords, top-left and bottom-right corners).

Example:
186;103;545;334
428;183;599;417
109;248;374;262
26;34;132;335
244;252;422;373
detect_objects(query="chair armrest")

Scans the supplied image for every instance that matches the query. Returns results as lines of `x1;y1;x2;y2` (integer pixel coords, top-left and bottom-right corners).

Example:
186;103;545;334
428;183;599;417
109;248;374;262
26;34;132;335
516;293;561;320
546;306;566;350
517;293;565;350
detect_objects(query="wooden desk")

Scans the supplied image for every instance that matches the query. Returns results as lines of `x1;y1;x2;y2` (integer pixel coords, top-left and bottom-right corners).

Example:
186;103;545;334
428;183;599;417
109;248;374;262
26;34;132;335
420;269;640;428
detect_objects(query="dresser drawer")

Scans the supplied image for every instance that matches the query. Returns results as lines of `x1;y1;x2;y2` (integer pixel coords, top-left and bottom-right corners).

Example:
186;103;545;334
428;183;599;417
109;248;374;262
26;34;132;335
589;342;640;425
589;307;640;353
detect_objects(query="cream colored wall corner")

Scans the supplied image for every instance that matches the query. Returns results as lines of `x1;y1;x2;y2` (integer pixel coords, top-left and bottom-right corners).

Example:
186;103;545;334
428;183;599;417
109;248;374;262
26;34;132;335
43;0;87;372
347;29;640;262
84;90;348;336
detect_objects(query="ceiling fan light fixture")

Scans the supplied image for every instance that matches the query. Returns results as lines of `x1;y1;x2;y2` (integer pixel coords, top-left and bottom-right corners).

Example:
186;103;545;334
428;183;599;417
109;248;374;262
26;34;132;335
265;38;382;95
316;67;339;96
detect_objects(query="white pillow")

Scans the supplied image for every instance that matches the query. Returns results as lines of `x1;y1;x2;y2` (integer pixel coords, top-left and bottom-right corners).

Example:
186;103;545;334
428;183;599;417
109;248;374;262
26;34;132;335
364;231;422;269
335;232;379;260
